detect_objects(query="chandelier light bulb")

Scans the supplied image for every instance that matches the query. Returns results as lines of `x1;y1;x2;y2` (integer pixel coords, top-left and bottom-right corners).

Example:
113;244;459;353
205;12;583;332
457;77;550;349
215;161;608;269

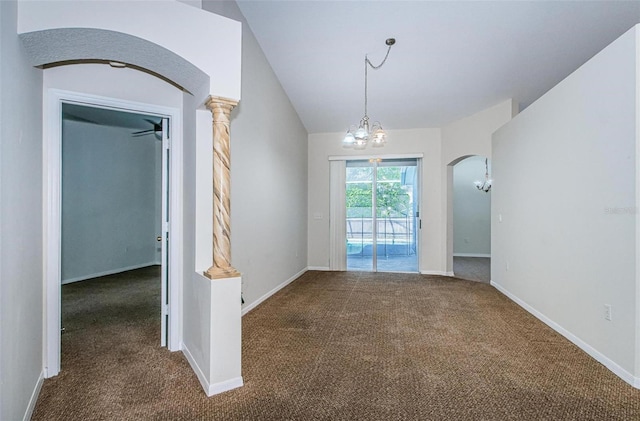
371;125;386;145
354;126;368;141
342;131;355;145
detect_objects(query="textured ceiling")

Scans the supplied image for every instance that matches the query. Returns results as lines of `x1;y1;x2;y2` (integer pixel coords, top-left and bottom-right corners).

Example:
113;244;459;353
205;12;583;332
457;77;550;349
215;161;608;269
236;1;640;133
20;28;208;95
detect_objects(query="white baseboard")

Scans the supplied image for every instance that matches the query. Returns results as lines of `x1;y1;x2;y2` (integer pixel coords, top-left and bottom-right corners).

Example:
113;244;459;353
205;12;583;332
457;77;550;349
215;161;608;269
23;370;44;421
453;253;491;258
491;280;640;389
208;376;244;396
182;344;209;396
307;266;330;271
242;267;307;316
183;344;244;396
61;262;159;284
421;270;455;276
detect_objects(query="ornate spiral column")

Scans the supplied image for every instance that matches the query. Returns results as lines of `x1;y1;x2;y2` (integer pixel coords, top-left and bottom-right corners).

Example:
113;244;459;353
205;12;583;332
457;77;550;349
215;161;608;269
204;96;240;280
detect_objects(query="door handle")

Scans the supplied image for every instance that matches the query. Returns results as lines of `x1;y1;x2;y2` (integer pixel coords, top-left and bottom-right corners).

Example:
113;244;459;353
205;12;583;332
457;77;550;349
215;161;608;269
157;236;162;242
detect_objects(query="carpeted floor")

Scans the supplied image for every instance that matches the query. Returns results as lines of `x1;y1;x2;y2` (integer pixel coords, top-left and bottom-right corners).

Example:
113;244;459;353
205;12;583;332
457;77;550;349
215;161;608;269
453;256;491;283
32;268;640;420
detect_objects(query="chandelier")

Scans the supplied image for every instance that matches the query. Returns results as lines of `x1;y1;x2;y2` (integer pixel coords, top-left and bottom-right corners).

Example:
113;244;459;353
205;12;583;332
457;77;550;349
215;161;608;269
342;38;396;149
474;158;492;192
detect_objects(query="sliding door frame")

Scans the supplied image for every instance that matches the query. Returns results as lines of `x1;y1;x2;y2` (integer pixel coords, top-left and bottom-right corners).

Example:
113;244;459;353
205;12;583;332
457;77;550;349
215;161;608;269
329;153;423;273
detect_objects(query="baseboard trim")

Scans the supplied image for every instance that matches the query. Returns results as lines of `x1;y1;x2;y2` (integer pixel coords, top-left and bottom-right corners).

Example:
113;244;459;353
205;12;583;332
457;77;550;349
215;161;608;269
491;280;640;389
61;262;159;284
208;376;244;396
453;253;491;258
182;344;209;396
23;370;44;421
182;345;244;396
242;267;308;316
307;266;330;271
421;270;455;276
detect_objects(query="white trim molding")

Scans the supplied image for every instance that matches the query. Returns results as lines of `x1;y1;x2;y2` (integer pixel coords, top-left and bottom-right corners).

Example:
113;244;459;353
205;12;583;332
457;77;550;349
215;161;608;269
23;371;44;421
183;344;243;396
208;377;244;396
492;281;640;389
182;344;210;396
328;153;424;161
44;89;184;376
307;266;331;271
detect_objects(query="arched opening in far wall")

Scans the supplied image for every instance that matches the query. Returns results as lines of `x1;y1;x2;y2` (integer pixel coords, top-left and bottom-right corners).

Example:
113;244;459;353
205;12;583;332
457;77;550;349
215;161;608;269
446;155;491;283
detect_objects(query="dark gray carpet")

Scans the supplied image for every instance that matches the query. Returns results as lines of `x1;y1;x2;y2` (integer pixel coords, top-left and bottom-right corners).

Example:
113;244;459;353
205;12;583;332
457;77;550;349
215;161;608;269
453;256;491;283
32;268;640;420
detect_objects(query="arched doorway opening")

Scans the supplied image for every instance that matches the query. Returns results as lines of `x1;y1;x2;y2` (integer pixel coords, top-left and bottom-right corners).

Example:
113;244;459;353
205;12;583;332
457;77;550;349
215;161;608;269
446;155;491;283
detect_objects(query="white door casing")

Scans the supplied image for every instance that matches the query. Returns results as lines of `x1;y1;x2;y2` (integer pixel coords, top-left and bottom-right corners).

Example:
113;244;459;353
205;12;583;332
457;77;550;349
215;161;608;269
44;89;183;377
161;117;170;347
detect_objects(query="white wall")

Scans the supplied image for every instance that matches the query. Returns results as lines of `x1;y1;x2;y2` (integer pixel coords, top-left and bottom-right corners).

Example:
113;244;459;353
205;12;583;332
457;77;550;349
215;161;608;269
492;26;639;384
0;2;44;420
442;100;517;165
308;129;441;271
202;1;309;311
441;99;516;273
18;0;241;101
453;156;491;256
4;0;245;408
61;119;160;283
308;101;514;274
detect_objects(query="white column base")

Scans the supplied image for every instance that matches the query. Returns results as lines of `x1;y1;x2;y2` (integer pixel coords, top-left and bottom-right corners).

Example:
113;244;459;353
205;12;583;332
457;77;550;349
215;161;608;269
184;272;243;396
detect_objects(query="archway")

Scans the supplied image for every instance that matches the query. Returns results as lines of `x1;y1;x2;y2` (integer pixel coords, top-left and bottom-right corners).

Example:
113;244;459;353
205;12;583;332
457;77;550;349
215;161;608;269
445;155;492;282
17;0;244;394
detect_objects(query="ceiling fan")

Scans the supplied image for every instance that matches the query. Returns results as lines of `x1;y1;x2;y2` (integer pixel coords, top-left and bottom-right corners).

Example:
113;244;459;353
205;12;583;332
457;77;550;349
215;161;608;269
132;118;162;140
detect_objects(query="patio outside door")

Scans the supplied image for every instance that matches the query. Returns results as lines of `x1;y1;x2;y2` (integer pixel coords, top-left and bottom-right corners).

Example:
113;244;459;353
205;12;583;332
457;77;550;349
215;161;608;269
346;158;419;272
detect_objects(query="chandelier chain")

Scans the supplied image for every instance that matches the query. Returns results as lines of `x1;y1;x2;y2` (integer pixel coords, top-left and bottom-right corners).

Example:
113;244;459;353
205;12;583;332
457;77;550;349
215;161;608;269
363;44;393;120
342;37;395;149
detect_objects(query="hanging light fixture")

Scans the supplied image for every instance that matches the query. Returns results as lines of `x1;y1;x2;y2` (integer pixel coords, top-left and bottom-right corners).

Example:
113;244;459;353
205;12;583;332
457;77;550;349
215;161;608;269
343;38;396;149
474;158;492;192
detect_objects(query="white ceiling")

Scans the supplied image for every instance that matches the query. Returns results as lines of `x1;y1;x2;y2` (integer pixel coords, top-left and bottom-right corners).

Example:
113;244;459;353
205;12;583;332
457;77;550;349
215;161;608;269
236;0;640;134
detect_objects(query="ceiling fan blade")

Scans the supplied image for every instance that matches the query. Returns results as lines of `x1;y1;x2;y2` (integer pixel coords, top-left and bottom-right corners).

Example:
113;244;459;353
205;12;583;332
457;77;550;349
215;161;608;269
62;113;101;125
131;129;154;136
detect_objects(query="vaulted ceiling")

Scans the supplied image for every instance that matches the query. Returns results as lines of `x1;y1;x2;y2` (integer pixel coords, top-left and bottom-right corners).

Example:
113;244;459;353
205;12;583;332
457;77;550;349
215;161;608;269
236;1;640;134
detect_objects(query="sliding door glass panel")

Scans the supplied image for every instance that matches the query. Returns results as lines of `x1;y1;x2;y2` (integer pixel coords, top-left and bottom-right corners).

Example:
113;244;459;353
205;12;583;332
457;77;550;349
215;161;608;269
376;160;418;272
346;159;419;273
346;162;374;271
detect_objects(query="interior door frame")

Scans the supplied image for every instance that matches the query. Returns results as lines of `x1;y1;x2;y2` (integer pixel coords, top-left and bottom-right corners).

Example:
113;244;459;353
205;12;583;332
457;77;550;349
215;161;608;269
44;89;183;377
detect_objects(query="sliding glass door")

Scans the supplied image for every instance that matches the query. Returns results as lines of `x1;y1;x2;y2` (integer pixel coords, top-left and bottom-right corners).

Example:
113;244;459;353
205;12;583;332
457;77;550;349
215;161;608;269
346;159;419;272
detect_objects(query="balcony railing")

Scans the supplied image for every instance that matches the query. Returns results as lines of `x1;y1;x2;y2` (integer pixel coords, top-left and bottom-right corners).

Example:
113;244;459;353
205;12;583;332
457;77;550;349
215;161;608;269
346;216;416;257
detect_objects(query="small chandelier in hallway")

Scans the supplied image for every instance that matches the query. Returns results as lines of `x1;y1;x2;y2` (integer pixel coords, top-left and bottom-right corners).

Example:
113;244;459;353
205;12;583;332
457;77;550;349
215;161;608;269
342;38;396;149
474;158;492;192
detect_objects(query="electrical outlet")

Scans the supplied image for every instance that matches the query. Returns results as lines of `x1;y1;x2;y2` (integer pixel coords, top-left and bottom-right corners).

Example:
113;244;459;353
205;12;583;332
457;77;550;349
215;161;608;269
604;304;612;321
